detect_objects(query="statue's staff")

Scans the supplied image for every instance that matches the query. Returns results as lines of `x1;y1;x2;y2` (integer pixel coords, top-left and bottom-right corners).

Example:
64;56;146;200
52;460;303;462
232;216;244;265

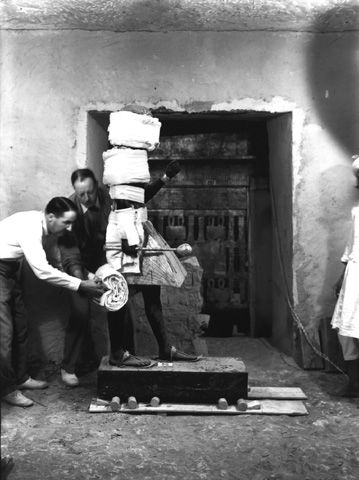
104;242;192;257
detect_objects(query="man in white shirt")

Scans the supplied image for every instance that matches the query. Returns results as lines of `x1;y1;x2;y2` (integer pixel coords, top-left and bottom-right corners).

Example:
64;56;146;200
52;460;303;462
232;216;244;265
0;196;106;407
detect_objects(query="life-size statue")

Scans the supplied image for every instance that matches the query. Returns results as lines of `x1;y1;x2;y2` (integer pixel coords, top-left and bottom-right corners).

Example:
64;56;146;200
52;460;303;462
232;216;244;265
103;105;200;366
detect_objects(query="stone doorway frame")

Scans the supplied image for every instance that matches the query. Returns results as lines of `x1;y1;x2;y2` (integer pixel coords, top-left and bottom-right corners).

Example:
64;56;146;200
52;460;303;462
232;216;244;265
75;98;307;366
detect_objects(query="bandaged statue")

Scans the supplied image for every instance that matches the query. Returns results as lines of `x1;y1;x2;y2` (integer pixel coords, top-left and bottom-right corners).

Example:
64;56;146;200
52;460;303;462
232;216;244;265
103;105;186;287
101;104;199;365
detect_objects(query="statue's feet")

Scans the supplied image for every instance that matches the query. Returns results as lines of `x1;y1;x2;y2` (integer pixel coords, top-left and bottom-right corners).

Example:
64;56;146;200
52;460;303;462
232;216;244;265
159;346;201;362
109;351;156;368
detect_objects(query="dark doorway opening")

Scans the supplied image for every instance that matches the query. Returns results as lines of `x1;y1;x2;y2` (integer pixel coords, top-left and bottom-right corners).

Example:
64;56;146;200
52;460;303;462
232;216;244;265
148;112;269;339
87;109;293;353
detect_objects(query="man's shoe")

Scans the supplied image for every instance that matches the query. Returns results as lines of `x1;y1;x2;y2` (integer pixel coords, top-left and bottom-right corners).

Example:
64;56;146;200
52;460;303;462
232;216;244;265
3;390;34;407
18;377;48;390
109;351;155;368
159;346;201;362
61;369;79;387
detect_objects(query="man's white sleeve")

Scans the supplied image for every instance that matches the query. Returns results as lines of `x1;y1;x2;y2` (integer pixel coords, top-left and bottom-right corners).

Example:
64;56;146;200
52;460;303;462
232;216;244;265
19;230;81;291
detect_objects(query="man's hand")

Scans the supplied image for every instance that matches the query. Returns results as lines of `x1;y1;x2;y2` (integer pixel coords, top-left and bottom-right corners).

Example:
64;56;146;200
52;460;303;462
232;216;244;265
165;160;181;179
121;239;138;257
79;279;107;298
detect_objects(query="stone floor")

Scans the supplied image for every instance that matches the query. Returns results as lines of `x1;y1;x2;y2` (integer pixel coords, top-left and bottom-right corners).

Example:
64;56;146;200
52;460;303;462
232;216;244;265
1;336;359;480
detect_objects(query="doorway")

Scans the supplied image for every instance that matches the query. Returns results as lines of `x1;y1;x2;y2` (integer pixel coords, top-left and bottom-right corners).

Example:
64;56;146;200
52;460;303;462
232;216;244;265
86;109;293;352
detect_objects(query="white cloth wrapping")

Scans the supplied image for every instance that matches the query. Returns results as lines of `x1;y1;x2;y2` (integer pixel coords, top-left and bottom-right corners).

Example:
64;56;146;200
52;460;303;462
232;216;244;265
109;185;145;203
108;111;161;151
102;148;150;186
105;207;148;273
93;264;129;311
332;205;359;338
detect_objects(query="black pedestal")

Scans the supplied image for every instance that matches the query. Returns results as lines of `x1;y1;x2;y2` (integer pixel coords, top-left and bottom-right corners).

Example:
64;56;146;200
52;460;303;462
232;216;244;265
97;356;248;404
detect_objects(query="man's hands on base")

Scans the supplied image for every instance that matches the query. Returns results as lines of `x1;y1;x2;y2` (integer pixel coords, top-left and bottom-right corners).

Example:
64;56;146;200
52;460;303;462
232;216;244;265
79;279;107;297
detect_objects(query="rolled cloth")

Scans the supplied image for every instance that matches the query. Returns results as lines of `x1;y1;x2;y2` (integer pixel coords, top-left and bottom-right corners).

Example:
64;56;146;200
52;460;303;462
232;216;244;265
102;148;150;186
93;264;129;311
109;185;145;203
108;111;161;151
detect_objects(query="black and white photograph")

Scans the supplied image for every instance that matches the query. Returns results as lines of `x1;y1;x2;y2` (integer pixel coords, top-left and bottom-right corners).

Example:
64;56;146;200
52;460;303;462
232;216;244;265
0;1;358;479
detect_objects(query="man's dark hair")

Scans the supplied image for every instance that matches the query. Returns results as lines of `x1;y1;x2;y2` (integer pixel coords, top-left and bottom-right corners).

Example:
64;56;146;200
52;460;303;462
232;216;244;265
45;197;78;217
71;168;98;186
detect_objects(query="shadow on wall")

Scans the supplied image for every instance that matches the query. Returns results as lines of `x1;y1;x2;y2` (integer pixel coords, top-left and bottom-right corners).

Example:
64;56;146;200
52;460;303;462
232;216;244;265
316;165;358;315
307;6;359;155
306;6;359;366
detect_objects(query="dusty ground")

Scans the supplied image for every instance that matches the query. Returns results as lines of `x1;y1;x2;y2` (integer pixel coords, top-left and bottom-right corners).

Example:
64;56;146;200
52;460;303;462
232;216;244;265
1;336;359;480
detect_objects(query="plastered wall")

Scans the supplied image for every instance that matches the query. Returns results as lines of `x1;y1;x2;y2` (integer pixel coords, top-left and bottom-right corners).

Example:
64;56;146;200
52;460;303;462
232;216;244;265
1;28;358;366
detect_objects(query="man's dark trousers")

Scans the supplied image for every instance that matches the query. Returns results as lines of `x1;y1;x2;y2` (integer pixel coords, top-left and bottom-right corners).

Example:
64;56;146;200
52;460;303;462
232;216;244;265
0;261;29;396
62;292;93;374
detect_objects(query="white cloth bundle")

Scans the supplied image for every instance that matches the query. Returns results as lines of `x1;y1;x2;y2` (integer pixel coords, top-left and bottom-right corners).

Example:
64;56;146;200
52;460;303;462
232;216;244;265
109;185;145;203
108;111;161;151
93;264;129;311
105;207;147;273
102;148;150;186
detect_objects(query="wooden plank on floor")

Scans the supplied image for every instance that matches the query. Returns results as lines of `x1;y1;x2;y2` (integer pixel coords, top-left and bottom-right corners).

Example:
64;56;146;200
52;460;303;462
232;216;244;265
89;399;308;416
260;400;308;416
248;387;307;400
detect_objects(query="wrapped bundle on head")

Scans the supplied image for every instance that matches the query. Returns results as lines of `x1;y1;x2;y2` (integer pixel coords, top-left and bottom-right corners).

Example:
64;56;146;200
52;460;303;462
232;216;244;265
92;264;129;311
108;110;161;151
102;148;150;186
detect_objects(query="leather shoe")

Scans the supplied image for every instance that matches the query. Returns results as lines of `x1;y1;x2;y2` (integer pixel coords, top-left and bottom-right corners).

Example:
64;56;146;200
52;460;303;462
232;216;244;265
109;351;154;368
61;369;79;387
3;390;34;407
18;377;48;390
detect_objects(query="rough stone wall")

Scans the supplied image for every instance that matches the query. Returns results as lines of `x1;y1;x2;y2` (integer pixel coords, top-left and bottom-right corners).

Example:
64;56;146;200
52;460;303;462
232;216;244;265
1;1;357;32
1;28;358;366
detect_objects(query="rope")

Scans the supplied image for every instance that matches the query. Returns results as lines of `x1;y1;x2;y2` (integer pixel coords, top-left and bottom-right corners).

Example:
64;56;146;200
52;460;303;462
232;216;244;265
269;172;347;376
